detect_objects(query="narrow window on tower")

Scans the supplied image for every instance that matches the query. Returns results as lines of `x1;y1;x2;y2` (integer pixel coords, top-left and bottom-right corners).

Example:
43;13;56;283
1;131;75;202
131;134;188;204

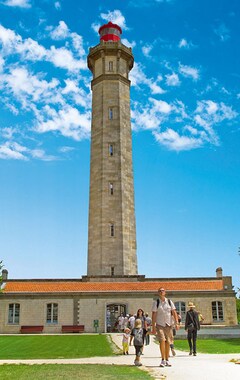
109;107;113;120
108;144;114;156
110;223;115;237
109;182;114;195
111;266;115;276
109;61;113;72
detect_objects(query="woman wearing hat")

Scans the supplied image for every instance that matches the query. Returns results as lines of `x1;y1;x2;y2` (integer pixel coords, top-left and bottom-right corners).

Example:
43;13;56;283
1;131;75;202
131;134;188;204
185;302;200;356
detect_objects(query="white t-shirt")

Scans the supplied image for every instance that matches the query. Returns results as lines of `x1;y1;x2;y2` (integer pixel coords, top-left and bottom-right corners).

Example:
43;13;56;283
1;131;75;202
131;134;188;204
152;298;176;327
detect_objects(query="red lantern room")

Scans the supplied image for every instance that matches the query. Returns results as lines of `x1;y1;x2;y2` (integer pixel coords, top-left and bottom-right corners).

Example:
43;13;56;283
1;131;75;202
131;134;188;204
99;21;122;42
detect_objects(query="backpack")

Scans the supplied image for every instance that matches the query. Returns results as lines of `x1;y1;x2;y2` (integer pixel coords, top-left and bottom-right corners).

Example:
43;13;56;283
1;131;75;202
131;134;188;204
133;328;144;346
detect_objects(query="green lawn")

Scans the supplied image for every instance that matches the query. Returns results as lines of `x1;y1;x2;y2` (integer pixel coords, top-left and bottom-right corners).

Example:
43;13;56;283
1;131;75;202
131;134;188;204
175;338;240;354
0;335;118;359
0;364;153;380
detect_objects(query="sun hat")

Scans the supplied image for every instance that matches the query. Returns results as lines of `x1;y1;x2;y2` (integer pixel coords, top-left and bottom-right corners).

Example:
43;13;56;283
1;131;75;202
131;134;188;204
188;301;196;308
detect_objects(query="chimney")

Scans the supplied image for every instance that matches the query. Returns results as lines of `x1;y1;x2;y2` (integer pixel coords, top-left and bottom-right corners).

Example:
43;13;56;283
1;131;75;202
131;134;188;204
216;267;223;278
2;269;8;281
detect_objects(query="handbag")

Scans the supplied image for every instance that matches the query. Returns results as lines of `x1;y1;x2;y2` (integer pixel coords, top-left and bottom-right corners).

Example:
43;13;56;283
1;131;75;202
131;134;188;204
187;322;195;331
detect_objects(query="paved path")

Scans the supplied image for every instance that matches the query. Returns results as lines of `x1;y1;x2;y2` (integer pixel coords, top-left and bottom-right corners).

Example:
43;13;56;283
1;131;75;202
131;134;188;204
0;334;239;380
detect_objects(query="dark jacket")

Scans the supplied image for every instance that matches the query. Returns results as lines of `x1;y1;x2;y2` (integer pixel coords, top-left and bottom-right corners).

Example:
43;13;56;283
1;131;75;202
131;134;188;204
185;309;200;331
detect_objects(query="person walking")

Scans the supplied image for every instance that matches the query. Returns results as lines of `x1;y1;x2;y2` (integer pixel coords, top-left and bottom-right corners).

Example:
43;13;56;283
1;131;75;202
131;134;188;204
128;313;136;331
117;314;124;332
145;312;152;345
185;301;200;356
151;287;180;367
130;308;147;347
122;327;131;355
131;318;146;366
170;311;181;356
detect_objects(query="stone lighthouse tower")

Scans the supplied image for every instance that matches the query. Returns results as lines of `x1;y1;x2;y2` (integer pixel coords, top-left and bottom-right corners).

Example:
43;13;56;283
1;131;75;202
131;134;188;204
87;22;138;277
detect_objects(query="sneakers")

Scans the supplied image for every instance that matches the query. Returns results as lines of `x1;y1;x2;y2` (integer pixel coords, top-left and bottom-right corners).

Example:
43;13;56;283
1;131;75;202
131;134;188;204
160;360;172;367
193;353;197;356
189;351;193;356
171;348;176;356
134;360;142;366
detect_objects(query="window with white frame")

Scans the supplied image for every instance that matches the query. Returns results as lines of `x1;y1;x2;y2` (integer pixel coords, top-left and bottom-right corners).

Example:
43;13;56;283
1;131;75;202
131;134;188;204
212;301;224;322
8;303;20;324
46;303;58;324
175;301;186;322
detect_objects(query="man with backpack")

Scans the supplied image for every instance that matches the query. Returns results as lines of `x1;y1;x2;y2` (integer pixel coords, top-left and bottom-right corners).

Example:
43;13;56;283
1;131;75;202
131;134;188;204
151;287;180;367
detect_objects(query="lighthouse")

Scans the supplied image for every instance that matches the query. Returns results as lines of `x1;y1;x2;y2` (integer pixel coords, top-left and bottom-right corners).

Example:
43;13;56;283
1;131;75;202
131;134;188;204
87;22;138;277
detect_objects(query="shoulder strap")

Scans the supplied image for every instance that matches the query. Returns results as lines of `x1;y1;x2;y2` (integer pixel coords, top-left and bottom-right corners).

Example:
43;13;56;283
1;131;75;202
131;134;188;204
157;298;172;308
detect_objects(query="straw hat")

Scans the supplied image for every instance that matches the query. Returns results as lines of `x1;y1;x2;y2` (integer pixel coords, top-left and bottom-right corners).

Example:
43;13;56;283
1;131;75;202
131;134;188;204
188;301;196;308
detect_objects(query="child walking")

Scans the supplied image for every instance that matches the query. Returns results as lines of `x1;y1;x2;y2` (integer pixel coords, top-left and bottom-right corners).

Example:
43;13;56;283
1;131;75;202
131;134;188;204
131;318;146;366
122;327;131;355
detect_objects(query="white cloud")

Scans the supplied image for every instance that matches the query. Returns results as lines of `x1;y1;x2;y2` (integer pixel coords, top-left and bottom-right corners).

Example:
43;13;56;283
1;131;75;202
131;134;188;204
54;1;61;10
0;24;22;50
178;38;188;48
35;105;91;141
178;38;195;49
179;63;199;80
0;24;86;72
49;21;69;40
0;55;4;72
17;38;47;61
165;72;180;86
130;62;165;94
153;129;203;151
214;23;230;42
142;44;153;57
0;142;28;160
1;126;17;139
100;10;128;30
48;46;86;72
195;100;237;122
150;98;171;114
121;38;136;48
4;67;60;108
91;22;100;35
59;146;75;153
30;149;56;161
2;0;31;8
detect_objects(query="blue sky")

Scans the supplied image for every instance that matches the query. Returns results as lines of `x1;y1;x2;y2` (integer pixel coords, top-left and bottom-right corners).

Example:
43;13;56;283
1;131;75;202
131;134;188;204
0;0;239;291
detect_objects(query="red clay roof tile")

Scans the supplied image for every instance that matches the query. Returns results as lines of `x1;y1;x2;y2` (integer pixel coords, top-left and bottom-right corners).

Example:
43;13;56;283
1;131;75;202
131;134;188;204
2;280;224;293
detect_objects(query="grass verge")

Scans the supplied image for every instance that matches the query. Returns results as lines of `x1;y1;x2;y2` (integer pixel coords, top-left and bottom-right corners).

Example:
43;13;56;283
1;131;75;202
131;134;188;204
0;364;153;380
175;338;240;354
0;335;115;359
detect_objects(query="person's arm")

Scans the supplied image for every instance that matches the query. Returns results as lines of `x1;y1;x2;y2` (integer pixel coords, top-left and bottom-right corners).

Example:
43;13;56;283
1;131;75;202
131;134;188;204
151;311;157;334
195;312;201;330
185;312;189;331
143;317;148;331
172;308;180;330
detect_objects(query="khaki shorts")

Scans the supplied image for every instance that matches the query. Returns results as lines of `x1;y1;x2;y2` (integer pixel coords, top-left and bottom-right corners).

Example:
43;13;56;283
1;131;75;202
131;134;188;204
156;325;173;344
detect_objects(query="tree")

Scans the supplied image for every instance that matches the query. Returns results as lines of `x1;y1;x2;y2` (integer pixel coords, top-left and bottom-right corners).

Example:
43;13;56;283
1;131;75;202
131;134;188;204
236;299;240;324
0;260;3;285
